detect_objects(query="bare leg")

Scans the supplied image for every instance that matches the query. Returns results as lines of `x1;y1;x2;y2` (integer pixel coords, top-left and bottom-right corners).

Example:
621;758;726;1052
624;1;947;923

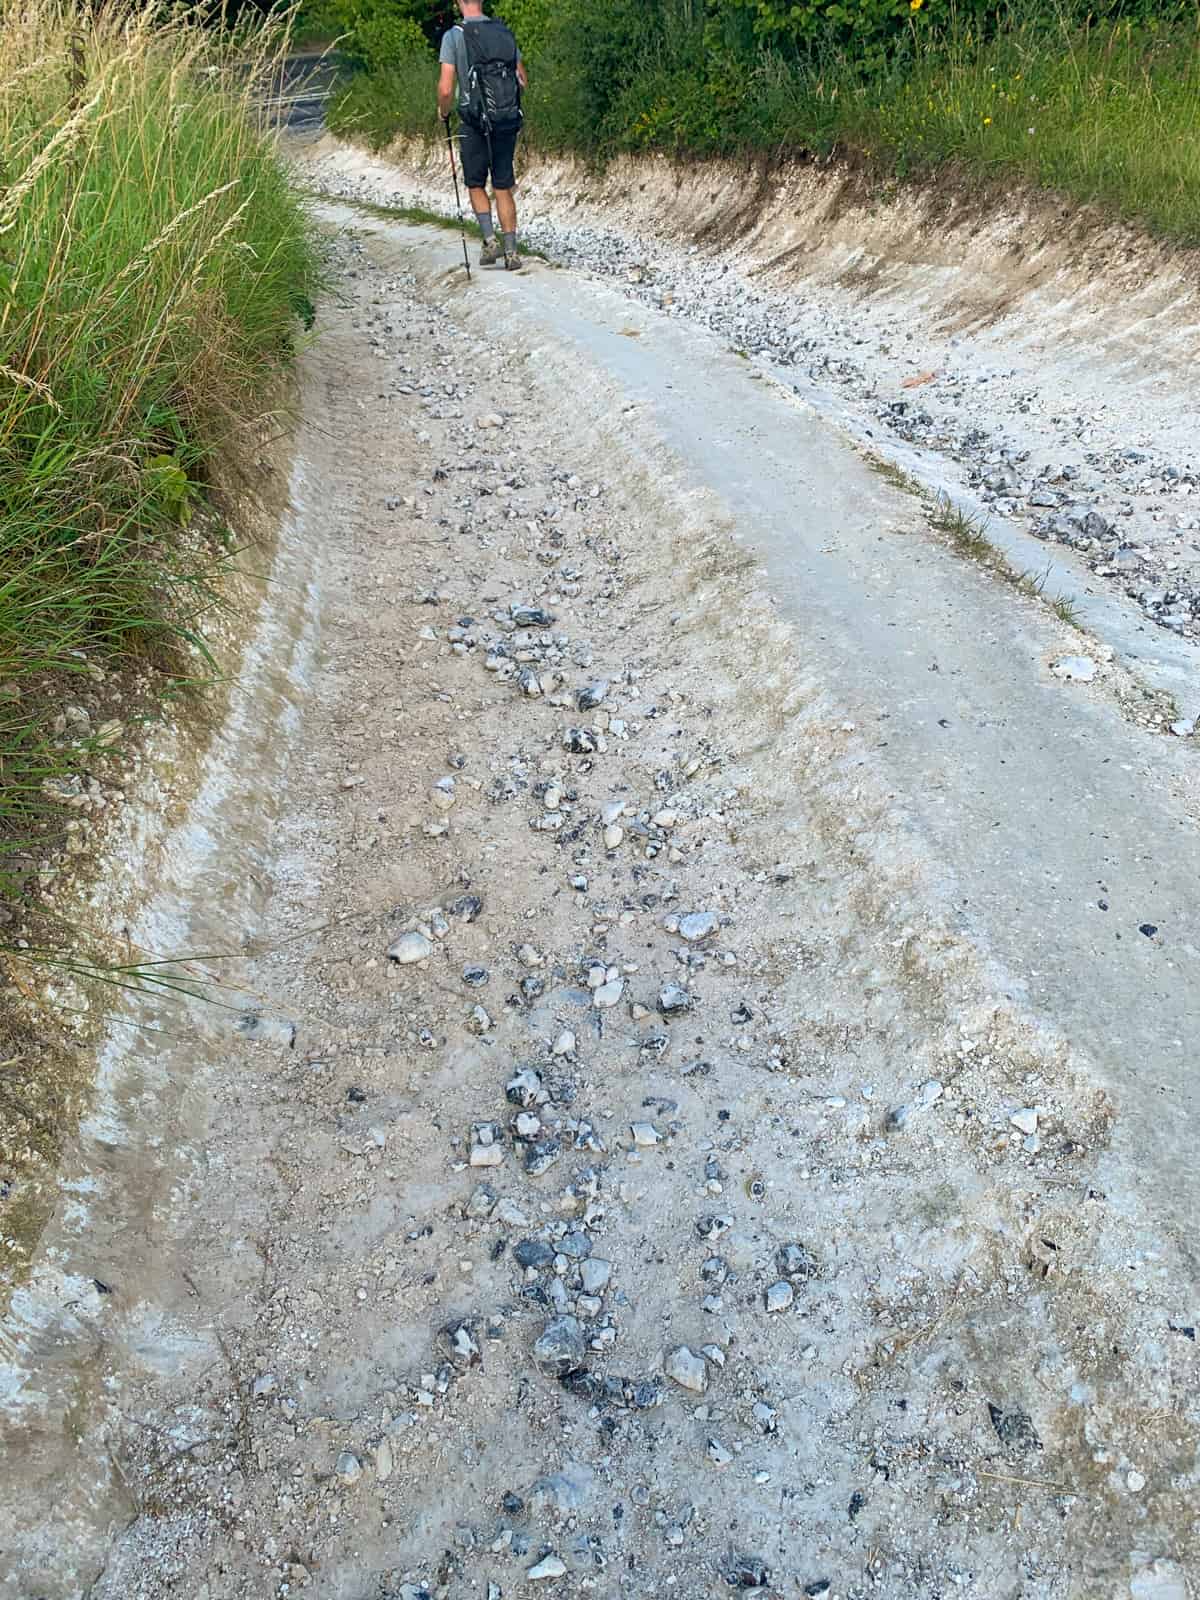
495;188;517;235
467;185;491;219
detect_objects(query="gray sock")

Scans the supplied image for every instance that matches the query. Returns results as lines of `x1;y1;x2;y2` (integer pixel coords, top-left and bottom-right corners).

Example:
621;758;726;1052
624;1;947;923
502;230;518;254
475;212;495;241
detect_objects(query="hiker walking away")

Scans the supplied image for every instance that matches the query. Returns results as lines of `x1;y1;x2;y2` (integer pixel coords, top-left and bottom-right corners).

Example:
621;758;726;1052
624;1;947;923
438;1;528;271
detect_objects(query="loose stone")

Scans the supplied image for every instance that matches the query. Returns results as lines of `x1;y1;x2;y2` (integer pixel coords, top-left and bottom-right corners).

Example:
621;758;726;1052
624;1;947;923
533;1316;587;1377
525;1138;562;1176
593;977;624;1009
388;931;433;965
776;1242;819;1280
528;1555;568;1581
580;1258;612;1294
576;681;609;710
515;1238;556;1269
664;1344;709;1393
764;1281;794;1313
724;1553;771;1590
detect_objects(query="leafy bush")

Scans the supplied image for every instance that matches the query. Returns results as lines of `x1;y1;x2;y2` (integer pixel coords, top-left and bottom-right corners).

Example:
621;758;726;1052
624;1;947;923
492;0;559;57
329;52;435;145
339;0;430;68
329;0;1200;242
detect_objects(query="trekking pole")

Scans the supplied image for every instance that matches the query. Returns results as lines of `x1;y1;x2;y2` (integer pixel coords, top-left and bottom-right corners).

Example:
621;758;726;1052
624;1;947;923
443;114;472;282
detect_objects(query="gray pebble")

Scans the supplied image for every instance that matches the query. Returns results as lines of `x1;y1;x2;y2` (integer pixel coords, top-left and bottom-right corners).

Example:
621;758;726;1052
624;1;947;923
525;1138;562;1177
776;1242;819;1280
388;931;433;965
764;1281;794;1313
528;1554;568;1581
533;1316;587;1378
580;1258;612;1294
658;984;692;1015
664;1344;709;1393
576;680;609;710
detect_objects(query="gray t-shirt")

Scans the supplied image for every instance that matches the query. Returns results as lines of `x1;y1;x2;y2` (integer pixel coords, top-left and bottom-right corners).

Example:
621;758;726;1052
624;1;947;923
440;20;523;118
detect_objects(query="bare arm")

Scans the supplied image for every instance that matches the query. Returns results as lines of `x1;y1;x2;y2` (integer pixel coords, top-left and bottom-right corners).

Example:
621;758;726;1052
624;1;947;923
437;61;456;120
518;60;528;90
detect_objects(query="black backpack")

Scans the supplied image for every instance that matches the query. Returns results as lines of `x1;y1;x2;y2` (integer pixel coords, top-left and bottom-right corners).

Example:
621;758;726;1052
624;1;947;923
461;18;523;134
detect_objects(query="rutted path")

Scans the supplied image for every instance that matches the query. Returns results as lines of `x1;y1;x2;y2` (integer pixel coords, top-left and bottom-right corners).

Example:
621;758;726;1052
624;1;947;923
3;210;1198;1598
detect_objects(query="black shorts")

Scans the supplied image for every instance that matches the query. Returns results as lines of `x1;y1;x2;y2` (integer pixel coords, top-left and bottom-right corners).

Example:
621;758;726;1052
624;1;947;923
459;120;520;191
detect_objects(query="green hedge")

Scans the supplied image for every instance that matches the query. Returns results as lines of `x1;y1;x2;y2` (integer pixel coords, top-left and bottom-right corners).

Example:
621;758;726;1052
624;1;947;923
326;0;1200;243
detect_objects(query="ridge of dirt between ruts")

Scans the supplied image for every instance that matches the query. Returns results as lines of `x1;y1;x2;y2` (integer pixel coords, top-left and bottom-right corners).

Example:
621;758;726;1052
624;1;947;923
305;136;1200;721
53;224;1199;1600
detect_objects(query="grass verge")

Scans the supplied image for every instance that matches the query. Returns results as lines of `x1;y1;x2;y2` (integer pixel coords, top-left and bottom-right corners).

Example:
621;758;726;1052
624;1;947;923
0;0;316;1286
0;0;315;894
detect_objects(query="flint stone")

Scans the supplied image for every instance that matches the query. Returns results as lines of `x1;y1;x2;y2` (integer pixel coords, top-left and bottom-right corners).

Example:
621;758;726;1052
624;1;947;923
593;977;624;1009
678;912;718;943
528;1555;568;1581
464;1184;497;1220
579;1258;612;1294
658;984;692;1015
525;1138;562;1176
987;1401;1041;1452
388;931;433;965
724;1552;771;1590
776;1242;819;1280
764;1281;794;1313
442;1321;481;1367
664;1344;708;1393
515;1238;556;1269
576;681;609;711
533;1316;587;1377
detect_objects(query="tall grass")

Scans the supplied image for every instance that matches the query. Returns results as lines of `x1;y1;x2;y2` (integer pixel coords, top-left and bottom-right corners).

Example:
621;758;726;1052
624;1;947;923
329;4;1200;243
0;0;316;893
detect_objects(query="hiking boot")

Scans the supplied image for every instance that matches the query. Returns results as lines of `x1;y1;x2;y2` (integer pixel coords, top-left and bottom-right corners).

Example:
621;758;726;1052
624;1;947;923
504;249;524;272
480;237;503;268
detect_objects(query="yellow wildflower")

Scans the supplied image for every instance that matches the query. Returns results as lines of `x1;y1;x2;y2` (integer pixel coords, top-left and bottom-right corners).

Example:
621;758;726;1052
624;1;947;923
910;0;924;10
